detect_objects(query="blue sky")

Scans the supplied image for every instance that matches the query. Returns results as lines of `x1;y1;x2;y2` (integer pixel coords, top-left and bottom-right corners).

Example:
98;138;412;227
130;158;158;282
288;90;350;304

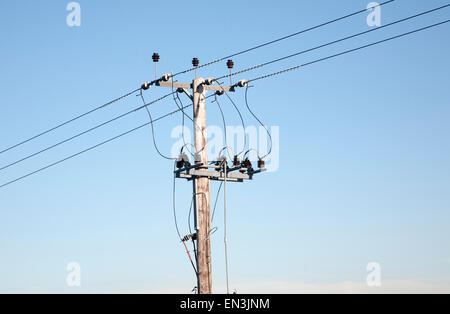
0;0;449;293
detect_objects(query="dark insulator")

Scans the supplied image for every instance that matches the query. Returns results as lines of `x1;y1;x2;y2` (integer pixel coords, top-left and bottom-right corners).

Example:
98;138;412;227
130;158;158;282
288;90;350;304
242;158;252;169
152;53;160;63
176;160;184;169
233;155;240;167
227;59;234;69
258;159;265;169
192;58;199;67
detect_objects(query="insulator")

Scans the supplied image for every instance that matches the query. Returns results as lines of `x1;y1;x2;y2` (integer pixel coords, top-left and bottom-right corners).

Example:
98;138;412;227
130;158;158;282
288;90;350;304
176;153;189;169
204;78;214;85
237;80;248;87
176;160;184;169
192;58;199;67
182;233;197;242
227;59;234;69
141;82;151;90
215;90;224;96
258;159;265;169
242;158;252;169
152;53;160;63
215;157;226;171
233;155;240;167
161;73;172;82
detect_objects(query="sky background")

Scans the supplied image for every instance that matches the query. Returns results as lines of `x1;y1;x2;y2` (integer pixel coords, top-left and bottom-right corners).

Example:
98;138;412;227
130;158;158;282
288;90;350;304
0;0;449;293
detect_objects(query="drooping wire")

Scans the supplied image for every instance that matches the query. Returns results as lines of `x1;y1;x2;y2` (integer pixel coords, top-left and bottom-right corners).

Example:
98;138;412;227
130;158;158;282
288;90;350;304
215;81;246;157
140;90;176;160
0;88;142;155
172;163;183;241
171;76;211;159
216;4;450;82
171;75;195;158
171;0;396;77
182;240;198;276
247;20;450;84
222;159;230;294
211;181;223;223
173;162;198;278
244;86;272;159
0;92;175;172
213;95;234;160
0;103;194;190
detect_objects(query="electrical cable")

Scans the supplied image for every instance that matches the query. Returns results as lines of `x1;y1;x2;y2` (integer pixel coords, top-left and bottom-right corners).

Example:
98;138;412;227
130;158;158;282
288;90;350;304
171;0;396;77
183;240;198;275
0;88;141;155
4;21;446;190
247;20;450;84
0;103;194;190
212;95;234;160
140;90;176;160
0;92;175;172
222;159;230;294
217;4;450;81
215;81;247;157
172;162;183;241
211;181;223;223
244;86;272;159
171;76;195;158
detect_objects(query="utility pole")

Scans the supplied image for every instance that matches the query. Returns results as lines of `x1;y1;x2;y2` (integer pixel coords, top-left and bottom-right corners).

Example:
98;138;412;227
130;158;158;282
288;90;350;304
192;77;212;294
148;57;266;294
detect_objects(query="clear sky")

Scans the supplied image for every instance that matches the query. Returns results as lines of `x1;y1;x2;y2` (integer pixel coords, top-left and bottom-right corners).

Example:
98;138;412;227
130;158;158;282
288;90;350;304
0;0;449;293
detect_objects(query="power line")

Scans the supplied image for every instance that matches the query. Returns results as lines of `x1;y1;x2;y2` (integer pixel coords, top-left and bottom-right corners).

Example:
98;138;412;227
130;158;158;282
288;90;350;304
3;17;446;191
172;0;396;77
0;92;176;172
4;5;446;172
0;88;142;155
247;20;450;84
217;4;450;81
0;103;193;190
244;86;272;160
0;1;398;158
140;90;176;161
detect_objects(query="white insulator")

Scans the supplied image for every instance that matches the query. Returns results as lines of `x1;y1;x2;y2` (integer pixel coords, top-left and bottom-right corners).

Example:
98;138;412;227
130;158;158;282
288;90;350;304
161;73;172;82
237;80;248;87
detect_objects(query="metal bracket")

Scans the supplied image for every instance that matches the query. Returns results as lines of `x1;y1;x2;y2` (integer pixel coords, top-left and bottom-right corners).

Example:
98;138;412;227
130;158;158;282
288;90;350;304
156;81;235;93
175;166;266;182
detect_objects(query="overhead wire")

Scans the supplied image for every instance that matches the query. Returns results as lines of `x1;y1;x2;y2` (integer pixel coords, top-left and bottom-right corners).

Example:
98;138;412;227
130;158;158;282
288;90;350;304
216;4;450;81
244;86;272;160
247;20;450;84
214;81;247;157
0;92;175;172
0;88;142;155
212;95;234;160
140;90;176;160
0;103;194;190
3;18;448;190
171;0;396;77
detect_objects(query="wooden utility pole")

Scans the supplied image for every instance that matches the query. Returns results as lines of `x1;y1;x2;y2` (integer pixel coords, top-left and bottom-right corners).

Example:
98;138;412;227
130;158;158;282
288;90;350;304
192;77;212;294
151;69;265;294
